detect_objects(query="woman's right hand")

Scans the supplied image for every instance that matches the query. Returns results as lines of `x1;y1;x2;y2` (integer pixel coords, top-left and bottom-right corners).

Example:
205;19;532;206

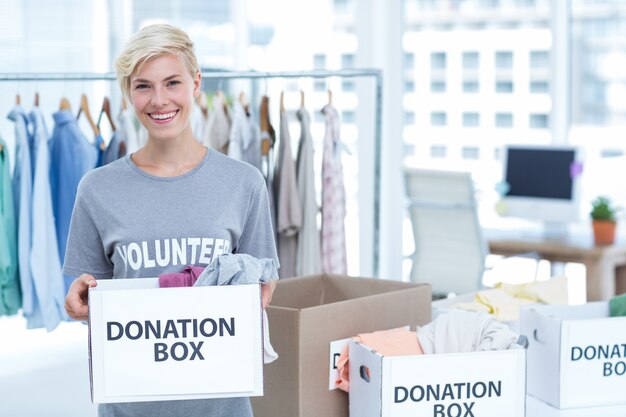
65;274;98;321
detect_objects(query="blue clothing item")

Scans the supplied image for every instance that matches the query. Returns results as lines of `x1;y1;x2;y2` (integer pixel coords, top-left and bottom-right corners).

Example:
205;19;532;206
102;131;124;165
0;137;21;316
29;108;68;330
95;134;105;167
194;253;278;287
49;110;98;290
8;106;34;316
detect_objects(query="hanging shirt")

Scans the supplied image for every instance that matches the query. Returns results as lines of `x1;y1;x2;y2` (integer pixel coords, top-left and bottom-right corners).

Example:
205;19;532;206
321;104;347;275
8;106;34;317
0;137;21;316
228;102;262;172
295;107;321;276
49;109;98;291
204;94;231;154
191;101;208;143
117;108;141;155
28;107;68;330
273;111;302;278
63;148;277;417
102;131;125;165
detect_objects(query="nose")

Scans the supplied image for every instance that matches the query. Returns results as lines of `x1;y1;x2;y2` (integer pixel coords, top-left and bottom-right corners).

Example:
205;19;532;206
150;85;169;108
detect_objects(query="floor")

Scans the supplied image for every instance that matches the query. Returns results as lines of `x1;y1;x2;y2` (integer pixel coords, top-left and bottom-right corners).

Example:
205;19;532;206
0;316;97;417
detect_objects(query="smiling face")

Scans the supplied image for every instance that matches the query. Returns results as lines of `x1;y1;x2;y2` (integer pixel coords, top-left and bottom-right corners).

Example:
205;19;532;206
129;53;200;143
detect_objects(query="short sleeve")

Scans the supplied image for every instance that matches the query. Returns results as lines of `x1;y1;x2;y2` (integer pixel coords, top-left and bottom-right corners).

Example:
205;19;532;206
235;175;279;269
62;194;113;279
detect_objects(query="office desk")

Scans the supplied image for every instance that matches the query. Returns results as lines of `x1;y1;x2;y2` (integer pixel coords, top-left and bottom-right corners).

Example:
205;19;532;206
487;230;626;301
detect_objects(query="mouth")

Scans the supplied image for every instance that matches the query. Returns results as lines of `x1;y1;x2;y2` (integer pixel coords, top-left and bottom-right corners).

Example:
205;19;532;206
148;110;179;123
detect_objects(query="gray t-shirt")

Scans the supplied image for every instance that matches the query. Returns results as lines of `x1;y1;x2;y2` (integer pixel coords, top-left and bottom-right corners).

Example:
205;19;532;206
63;148;278;417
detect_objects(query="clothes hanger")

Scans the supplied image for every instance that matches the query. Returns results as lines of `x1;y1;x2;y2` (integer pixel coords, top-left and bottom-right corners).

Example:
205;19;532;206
15;93;21;106
34;92;39;107
238;92;249;115
97;96;117;132
300;90;305;108
77;93;100;136
327;89;333;106
260;96;274;157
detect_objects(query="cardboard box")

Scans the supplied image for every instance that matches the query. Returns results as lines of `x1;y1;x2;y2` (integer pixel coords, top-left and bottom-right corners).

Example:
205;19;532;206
88;278;263;403
521;302;626;409
349;341;526;417
250;274;431;417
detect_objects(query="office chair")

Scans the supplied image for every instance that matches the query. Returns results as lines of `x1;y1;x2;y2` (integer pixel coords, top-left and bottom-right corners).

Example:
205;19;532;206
404;168;488;297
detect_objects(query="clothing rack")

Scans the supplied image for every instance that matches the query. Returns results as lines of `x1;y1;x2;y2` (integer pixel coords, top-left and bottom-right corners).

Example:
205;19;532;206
0;68;383;277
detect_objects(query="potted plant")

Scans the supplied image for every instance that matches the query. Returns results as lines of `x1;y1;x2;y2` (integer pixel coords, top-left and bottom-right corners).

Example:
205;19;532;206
590;196;618;245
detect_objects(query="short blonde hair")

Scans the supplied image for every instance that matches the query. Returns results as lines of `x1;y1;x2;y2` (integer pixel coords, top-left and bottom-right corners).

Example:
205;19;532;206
115;23;200;99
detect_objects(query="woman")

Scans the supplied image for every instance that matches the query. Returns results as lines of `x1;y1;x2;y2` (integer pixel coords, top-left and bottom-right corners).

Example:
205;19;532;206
64;24;278;417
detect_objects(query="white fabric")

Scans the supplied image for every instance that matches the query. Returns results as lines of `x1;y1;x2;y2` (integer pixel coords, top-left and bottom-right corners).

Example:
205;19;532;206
191;102;208;143
117;108;142;155
193;253;279;364
204;94;231;153
295;107;321;276
417;310;523;354
228;102;262;172
273;111;302;278
320;104;347;274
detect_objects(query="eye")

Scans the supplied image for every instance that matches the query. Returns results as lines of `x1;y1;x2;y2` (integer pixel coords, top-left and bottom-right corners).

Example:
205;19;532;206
134;84;149;90
167;80;181;87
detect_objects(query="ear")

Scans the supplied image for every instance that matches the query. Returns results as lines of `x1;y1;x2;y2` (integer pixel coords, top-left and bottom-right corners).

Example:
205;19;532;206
193;72;201;98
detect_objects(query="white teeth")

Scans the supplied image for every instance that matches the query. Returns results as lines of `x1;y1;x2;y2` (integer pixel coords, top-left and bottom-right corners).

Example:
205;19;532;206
150;111;177;120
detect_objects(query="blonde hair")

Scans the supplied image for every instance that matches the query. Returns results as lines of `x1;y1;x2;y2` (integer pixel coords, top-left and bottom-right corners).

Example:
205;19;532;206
115;24;200;99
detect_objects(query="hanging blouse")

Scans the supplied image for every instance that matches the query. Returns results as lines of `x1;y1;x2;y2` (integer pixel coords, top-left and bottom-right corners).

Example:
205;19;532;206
0;136;20;316
320;104;347;275
228;101;262;172
204;93;231;154
29;107;68;330
295;107;321;276
8;106;34;318
273;110;301;278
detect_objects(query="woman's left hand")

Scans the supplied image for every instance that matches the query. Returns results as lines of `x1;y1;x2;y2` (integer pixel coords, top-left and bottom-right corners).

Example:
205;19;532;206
261;280;277;308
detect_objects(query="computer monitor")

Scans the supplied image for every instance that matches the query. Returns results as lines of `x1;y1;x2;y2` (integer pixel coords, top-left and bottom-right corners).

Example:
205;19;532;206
501;145;583;231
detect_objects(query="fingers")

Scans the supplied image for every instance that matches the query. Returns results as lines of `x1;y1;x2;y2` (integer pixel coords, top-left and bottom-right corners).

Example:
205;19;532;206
65;274;97;321
261;280;277;309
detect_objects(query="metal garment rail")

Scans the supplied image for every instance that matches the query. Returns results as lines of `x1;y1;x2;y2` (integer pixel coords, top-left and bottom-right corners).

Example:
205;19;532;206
0;68;383;277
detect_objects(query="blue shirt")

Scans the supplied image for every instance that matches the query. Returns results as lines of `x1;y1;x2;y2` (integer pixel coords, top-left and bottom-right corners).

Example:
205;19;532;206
0;136;21;316
8;106;34;316
29;108;68;330
49;110;98;290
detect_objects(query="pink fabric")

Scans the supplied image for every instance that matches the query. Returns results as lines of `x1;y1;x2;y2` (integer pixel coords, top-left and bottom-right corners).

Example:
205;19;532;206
158;265;205;288
321;104;347;274
335;328;424;392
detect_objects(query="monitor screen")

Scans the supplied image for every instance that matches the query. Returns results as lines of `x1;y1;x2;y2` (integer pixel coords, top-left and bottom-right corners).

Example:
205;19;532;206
501;145;582;225
505;148;576;201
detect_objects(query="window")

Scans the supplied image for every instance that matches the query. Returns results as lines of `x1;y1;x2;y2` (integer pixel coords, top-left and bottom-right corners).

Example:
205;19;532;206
463;112;480;127
431;52;446;69
313;54;326;69
530;50;550;68
463;51;479;69
496;81;514;93
529;113;549;128
431;112;447;126
431;81;446;93
463;81;479;93
341;53;355;69
404;111;416;125
342;80;355;92
495;51;513;69
404;52;415;70
405;80;415;92
495;113;514;128
530;80;549;93
430;145;447;158
342;110;356;124
314;79;326;92
462;146;480;160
